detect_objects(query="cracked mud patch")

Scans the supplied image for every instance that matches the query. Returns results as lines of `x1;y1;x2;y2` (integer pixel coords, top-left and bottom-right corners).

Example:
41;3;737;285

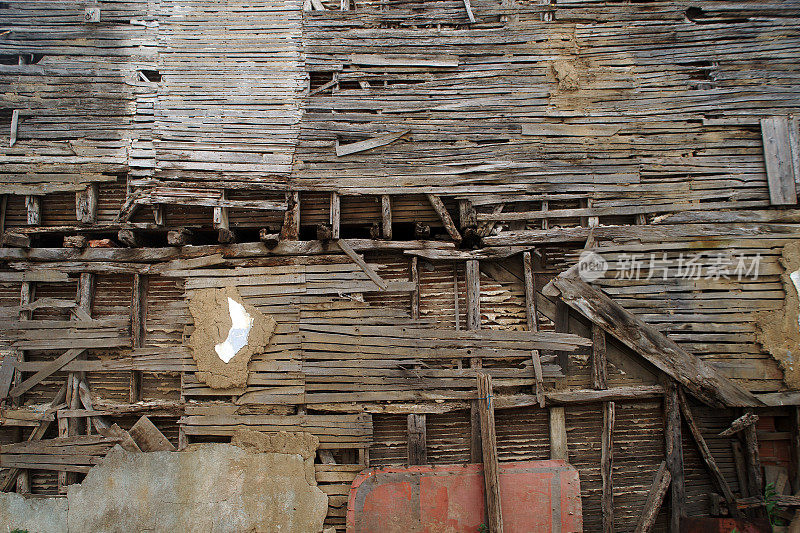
187;286;277;389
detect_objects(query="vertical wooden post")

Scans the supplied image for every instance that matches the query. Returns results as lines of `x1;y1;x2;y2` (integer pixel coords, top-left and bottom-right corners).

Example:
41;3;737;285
213;190;230;230
549;406;568;461
477;373;503;533
743;416;764;506
665;382;685;532
76;183;98;224
281;191;300;240
467;259;482;461
453;263;460;330
592;325;608;390
380;194;391;239
793;407;800;494
407;414;427;465
15;281;34;493
601;401;615;533
330;192;341;240
554;299;570;372
410;256;420;320
523;251;544;406
25;195;40;226
130;273;146;403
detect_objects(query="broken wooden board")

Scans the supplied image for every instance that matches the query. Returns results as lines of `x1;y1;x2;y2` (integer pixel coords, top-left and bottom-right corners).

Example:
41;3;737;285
128;415;176;452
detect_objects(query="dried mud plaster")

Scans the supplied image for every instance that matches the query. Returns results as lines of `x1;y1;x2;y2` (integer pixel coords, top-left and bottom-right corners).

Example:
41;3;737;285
188;286;276;389
756;241;800;389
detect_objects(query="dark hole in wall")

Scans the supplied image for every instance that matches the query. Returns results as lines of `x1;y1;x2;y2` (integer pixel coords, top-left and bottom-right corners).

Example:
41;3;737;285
0;53;44;65
139;69;161;82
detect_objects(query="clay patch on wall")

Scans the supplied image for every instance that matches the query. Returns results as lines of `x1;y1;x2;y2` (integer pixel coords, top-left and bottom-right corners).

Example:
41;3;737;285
756;241;800;389
188;286;277;389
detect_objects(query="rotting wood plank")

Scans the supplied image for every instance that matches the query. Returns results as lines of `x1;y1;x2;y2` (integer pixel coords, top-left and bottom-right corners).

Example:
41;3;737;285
665;383;685;533
407;413;426;465
677;387;740;518
477;372;503;533
426;194;462;243
546;270;761;408
633;461;672;533
601;401;615;533
761;116;798;205
335;130;410;157
336;239;388;291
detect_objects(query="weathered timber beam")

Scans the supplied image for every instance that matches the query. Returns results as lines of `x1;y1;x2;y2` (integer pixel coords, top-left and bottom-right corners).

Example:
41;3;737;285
665;383;685;533
426;194;462;243
677;387;740;517
280;191;300;240
546;270;761;408
633;461;672;533
335;130;410;157
545;385;665;404
601;402;615;533
720;412;759;437
523;251;544;407
407;414;427;465
381;194;392;240
477;373;503;533
549;406;567;461
9;349;85;398
330;192;341;240
337;239;388;291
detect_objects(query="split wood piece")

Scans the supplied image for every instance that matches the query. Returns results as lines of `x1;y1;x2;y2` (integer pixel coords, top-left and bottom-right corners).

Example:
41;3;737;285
549;406;567;461
477;373;503;533
547;271;761;408
677;387;740;517
337;239;388;291
330;192;341;240
665;383;686;533
731;439;750;498
0;355;15;399
335;130;410;157
167;228;193;246
213;191;230;232
381;195;392;240
9;348;86;397
0;270;68;282
77;379;110;433
280;191;300;240
152;204;164;226
426;194;462;243
258;229;280;248
522;252;544;407
128;415;176;452
407;413;427;465
25;196;40;226
760;116;798;205
9;109;19;147
633;461;672;533
1;231;29;248
98;423;141;452
0;383;66;491
411;256;420;320
720;412;760;437
130;273;145;403
117;229;139;248
601;401;615;533
463;0;477;22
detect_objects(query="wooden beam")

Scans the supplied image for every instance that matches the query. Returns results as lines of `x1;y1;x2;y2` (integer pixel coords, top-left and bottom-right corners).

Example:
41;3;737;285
548;271;761;408
330;192;341;240
665;383;686;533
477;373;503;533
76;184;98;224
213;191;230;231
743;417;765;512
546;385;665;404
522;252;544;407
426;194;462;243
463;0;477;22
335;129;410;157
411;256;420;320
549;406;567;460
634;461;672;533
9;348;85;397
10;109;19;147
592;325;608;390
466;259;480;331
381;194;392;240
152;204;164;226
677;387;740;517
407;413;427;465
280;191;300;240
760;116;798;205
601;401;615;533
337;239;388;291
130;273;146;403
129;415;176;452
